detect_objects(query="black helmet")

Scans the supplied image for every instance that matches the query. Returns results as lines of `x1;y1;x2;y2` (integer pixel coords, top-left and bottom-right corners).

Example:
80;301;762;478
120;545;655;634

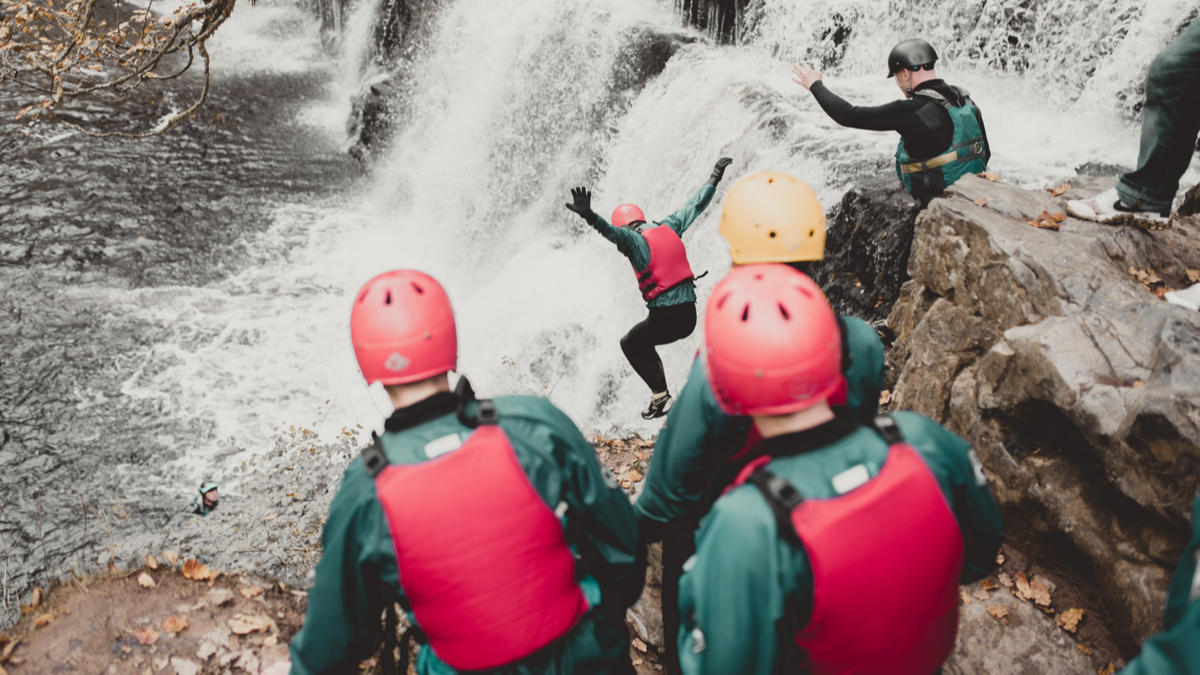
887;39;938;78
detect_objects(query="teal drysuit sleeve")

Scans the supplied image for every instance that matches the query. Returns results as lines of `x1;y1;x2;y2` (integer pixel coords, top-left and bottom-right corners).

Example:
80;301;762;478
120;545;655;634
659;183;716;237
495;396;645;610
289;460;400;675
1121;492;1200;674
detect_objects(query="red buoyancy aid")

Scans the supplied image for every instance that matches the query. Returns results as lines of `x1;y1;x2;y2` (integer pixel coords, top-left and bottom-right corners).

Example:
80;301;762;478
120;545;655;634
634;225;694;302
731;428;964;675
373;424;589;671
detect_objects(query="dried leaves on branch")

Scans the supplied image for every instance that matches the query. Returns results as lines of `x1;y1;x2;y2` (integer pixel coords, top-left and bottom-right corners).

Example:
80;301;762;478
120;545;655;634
0;0;248;136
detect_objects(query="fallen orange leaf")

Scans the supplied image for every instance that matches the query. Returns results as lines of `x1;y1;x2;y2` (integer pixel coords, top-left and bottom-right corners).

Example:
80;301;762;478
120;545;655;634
978;171;1003;183
1;637;21;661
973;197;988;207
960;588;973;605
980;579;999;591
137;572;156;589
1099;663;1116;675
1046;183;1071;197
986;605;1009;623
239;586;265;599
145;554;158;570
1057;608;1085;633
33;613;54;628
1078;643;1092;655
972;589;990;602
162;615;188;634
135;628;159;645
162;551;179;566
632;637;648;653
228;614;272;635
879;390;892;406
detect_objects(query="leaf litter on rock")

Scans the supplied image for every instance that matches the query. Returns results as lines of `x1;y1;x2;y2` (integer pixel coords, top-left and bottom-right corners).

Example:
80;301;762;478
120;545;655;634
162;615;189;634
986;605;1009;624
138;572;156;589
136;628;160;645
1045;183;1072;197
1057;608;1085;633
239;585;265;599
32;612;54;628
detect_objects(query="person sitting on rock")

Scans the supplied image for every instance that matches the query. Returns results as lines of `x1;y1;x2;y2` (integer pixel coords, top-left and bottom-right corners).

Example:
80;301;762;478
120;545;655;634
793;39;991;208
634;171;887;675
676;264;1004;675
564;157;732;420
271;270;644;675
1066;20;1200;232
1119;489;1200;673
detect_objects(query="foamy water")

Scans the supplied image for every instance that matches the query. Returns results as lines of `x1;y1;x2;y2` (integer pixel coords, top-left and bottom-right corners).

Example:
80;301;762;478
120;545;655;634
60;0;1200;498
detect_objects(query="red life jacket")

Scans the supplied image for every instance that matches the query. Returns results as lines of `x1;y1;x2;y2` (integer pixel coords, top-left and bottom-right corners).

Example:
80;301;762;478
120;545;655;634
729;418;964;675
633;225;694;302
371;422;589;671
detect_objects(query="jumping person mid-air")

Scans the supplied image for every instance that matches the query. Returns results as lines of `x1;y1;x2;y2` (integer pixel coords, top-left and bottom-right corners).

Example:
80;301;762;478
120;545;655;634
565;157;732;420
793;39;991;207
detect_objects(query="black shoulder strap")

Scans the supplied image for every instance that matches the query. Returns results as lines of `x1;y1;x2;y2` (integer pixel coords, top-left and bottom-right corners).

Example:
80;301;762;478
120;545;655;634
835;315;853;373
748;469;804;546
362;431;389;478
455;376;499;427
871;414;904;445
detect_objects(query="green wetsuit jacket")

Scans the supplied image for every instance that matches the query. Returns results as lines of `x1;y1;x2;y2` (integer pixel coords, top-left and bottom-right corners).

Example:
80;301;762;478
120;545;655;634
289;392;643;675
1121;491;1200;674
634;315;886;536
590;183;715;309
677;413;1004;675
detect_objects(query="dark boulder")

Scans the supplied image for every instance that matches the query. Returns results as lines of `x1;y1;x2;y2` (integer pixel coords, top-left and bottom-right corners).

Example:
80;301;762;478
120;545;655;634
809;178;920;324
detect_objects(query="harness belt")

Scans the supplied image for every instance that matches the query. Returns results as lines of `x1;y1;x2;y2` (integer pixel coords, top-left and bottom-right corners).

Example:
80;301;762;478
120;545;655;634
898;137;985;175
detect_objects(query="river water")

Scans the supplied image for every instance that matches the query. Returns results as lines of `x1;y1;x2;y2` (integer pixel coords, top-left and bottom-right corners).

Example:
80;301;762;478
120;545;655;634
1;0;1197;624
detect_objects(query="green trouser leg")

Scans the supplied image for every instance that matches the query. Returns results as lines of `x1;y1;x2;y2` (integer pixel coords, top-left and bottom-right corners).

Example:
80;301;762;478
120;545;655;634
1117;19;1200;212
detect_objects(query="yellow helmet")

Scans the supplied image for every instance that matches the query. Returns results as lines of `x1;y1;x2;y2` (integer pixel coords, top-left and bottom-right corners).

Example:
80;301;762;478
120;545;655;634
718;171;826;264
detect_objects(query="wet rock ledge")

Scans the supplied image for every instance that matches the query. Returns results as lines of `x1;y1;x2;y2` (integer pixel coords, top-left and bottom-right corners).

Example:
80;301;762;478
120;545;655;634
883;174;1200;660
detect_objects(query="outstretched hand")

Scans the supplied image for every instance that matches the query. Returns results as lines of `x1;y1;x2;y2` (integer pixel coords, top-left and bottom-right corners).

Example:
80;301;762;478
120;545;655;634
565;187;596;222
709;157;733;186
792;63;822;90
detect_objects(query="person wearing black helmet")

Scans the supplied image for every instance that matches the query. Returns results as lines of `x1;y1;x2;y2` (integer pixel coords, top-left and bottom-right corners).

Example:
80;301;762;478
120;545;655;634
793;39;991;207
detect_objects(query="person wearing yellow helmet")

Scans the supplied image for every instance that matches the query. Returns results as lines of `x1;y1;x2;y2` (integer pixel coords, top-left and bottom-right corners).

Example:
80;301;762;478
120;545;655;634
635;171;887;675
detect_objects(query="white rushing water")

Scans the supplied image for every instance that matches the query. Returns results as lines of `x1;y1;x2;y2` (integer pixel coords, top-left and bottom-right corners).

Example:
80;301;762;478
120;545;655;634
70;0;1200;496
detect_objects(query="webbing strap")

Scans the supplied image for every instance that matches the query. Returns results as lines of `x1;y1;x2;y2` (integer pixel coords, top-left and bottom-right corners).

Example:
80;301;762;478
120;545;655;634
363;432;389;478
871;414;905;445
748;469;804;546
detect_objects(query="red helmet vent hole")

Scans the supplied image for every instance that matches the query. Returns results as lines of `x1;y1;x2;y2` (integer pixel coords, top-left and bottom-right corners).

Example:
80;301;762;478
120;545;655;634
384;291;392;305
779;303;790;320
411;283;424;294
741;305;750;322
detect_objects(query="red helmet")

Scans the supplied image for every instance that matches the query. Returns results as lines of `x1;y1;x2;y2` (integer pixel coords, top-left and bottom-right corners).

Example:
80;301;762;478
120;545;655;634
351;270;457;386
704;264;843;416
611;204;646;228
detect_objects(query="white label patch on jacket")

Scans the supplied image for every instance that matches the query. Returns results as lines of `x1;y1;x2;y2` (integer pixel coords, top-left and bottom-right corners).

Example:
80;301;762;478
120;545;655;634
424;434;463;458
832;464;870;494
968;449;988;486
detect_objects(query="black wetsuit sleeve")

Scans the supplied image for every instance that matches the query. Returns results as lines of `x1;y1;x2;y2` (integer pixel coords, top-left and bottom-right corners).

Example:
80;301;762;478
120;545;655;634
809;81;920;132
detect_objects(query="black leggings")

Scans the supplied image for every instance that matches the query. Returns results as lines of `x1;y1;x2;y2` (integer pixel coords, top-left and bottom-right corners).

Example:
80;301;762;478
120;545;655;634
620;303;697;394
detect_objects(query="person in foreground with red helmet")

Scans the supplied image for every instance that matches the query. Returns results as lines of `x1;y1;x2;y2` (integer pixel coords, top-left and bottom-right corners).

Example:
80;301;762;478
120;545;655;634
676;265;1003;675
564;157;733;420
272;270;644;675
634;171;887;675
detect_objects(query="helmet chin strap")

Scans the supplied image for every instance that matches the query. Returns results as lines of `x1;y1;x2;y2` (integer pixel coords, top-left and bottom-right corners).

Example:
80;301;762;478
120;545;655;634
903;87;914;98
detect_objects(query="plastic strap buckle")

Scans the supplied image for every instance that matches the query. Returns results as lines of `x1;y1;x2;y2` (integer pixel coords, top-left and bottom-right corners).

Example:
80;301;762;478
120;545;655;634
872;414;905;445
476;399;499;426
362;431;389;478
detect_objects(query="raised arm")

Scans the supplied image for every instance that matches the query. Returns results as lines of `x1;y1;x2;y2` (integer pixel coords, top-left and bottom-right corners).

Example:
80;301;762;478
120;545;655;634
565;186;647;266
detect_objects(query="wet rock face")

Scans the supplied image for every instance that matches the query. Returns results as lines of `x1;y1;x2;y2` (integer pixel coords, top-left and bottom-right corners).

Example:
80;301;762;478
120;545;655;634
887;174;1200;656
809;178;920;324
